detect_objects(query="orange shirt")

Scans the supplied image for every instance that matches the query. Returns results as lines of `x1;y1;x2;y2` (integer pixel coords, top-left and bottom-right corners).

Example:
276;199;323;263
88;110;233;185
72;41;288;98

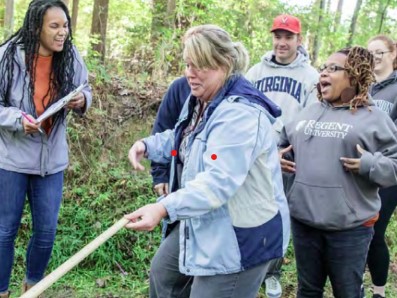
363;213;379;227
34;55;53;134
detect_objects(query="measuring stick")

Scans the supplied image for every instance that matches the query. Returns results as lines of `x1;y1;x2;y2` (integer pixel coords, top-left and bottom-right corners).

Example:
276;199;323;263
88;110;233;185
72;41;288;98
20;217;130;298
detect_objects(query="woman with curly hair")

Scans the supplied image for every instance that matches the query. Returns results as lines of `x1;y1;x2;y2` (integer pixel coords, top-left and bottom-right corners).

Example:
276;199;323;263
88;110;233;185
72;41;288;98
279;46;397;297
0;0;91;296
366;35;397;298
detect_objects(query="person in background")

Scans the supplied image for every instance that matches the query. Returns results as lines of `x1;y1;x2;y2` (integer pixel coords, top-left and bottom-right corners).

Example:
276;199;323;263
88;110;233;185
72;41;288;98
246;14;319;139
0;1;91;297
366;35;397;298
246;14;319;298
151;77;190;196
126;24;290;298
279;46;397;297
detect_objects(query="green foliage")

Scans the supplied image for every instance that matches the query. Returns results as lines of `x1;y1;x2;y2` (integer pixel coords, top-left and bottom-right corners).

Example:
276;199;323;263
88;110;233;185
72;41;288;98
85;54;112;85
3;0;397;74
107;0;152;58
353;0;397;47
9;86;162;296
2;1;397;296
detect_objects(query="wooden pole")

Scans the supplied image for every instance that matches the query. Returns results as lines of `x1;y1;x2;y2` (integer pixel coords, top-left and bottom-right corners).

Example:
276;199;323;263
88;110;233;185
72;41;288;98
20;217;130;298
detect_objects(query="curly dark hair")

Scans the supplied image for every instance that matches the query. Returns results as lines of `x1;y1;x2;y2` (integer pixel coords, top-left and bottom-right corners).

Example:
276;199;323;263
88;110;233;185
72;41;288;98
0;0;76;128
337;46;375;110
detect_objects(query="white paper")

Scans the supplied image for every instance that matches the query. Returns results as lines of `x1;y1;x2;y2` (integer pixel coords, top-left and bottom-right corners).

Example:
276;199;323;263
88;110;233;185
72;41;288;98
36;83;87;123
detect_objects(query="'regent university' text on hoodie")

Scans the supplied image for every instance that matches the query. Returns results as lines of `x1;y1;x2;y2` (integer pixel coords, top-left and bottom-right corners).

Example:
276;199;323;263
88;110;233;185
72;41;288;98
279;101;397;230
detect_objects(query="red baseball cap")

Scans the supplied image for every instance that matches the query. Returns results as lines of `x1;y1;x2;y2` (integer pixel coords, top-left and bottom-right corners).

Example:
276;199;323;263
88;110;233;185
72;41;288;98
271;14;301;34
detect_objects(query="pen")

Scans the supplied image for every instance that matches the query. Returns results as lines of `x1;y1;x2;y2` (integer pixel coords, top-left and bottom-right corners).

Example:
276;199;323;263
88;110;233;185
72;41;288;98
21;112;45;134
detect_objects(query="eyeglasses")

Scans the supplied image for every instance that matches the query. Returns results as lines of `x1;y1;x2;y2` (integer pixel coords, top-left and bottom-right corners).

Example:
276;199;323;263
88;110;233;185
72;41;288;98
369;51;391;59
319;64;346;73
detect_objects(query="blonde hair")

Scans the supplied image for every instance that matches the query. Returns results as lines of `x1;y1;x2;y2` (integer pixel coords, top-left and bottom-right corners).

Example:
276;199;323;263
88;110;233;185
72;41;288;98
368;34;397;70
182;25;249;79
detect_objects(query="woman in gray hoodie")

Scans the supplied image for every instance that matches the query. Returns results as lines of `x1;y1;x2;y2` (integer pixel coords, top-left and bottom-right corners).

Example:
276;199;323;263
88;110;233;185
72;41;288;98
366;35;397;298
279;47;397;298
0;1;91;297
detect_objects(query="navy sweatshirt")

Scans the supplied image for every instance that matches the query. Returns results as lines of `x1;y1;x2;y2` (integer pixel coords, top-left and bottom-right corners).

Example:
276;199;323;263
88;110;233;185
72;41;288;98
150;77;191;185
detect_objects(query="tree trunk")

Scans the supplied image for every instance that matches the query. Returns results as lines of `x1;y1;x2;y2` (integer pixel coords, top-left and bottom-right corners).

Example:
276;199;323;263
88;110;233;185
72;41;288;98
166;0;176;28
326;0;331;13
347;0;363;47
151;0;168;43
377;0;391;34
0;7;3;27
71;0;79;33
90;0;109;62
312;0;326;66
4;0;14;39
333;0;343;33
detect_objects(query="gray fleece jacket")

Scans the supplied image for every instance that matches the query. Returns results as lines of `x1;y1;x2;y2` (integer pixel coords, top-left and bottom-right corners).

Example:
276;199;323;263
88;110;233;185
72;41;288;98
0;41;92;176
370;70;397;124
279;101;397;230
246;49;319;135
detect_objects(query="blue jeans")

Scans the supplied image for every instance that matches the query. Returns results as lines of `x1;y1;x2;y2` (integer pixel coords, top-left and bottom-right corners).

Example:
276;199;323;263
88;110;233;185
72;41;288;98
292;218;373;298
0;169;63;292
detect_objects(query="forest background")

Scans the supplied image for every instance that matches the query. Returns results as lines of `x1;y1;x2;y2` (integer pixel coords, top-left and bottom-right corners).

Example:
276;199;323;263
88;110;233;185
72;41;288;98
0;0;397;297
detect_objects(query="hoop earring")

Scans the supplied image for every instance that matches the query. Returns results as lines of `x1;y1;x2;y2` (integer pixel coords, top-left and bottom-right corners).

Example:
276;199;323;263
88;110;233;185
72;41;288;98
340;87;357;103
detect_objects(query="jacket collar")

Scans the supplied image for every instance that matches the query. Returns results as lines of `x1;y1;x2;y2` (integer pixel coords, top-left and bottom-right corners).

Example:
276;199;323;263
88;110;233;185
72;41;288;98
370;71;397;94
204;74;282;121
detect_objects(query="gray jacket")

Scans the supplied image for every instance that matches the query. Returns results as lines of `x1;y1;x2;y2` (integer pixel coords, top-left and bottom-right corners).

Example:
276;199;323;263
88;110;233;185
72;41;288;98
370;71;397;125
246;49;319;136
0;42;92;176
370;71;397;114
279;101;397;230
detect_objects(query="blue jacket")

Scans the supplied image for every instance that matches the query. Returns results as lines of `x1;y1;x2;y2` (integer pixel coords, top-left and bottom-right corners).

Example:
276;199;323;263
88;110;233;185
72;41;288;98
0;41;92;176
151;77;191;185
144;75;290;275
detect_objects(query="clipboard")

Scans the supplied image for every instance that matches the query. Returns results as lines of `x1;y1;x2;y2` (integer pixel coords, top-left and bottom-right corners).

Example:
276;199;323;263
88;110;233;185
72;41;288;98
36;83;88;123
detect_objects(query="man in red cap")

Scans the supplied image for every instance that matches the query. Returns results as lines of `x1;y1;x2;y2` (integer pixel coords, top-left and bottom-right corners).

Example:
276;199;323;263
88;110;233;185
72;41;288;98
270;14;302;62
246;14;319;298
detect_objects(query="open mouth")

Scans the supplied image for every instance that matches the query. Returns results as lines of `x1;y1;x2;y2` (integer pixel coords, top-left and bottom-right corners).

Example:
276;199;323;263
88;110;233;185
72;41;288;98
320;81;331;92
189;82;201;89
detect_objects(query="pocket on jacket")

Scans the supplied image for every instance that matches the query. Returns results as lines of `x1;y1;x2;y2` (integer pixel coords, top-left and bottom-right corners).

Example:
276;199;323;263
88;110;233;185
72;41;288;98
288;180;357;230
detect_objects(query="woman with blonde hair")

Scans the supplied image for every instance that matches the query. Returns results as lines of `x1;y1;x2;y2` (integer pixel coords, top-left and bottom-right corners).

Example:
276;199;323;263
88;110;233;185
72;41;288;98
126;24;290;298
366;35;397;298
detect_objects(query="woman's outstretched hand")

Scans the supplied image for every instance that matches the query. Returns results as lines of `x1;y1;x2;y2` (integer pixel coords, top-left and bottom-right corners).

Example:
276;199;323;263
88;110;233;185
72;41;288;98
124;203;168;231
128;141;146;171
